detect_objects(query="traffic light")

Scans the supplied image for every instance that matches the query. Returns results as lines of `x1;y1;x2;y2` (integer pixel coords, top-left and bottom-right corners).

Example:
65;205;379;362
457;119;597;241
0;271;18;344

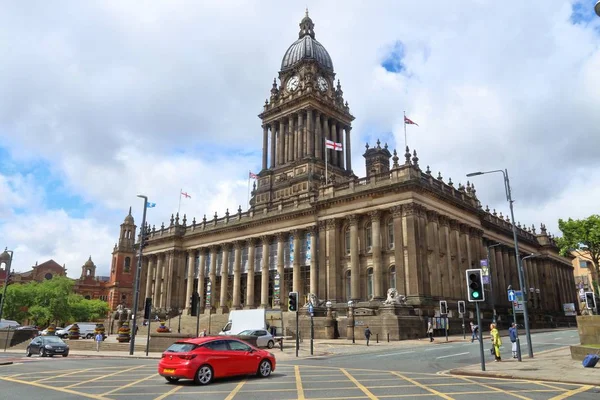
288;291;298;312
143;297;152;320
439;300;448;315
458;300;466;315
140;232;150;250
466;269;485;302
585;292;597;310
190;291;199;316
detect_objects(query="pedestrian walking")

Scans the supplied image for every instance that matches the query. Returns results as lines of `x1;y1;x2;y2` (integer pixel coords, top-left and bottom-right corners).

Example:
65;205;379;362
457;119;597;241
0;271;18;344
508;322;518;359
427;321;434;342
470;321;479;343
95;332;103;352
490;323;502;362
364;326;372;346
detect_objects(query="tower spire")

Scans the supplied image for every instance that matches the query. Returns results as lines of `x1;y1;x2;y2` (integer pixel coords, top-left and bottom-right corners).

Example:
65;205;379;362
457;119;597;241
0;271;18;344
299;9;315;39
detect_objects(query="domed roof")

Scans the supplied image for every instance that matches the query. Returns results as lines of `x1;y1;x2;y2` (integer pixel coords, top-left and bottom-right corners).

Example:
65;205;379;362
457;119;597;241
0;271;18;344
281;10;334;72
84;256;95;267
124;206;134;224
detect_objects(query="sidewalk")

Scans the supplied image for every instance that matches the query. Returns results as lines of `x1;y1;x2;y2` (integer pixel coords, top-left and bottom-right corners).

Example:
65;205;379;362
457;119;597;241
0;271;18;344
449;347;600;386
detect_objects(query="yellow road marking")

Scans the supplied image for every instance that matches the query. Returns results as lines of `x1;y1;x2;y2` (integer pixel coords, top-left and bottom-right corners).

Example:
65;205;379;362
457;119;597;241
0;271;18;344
548;385;595;400
295;365;306;400
0;376;108;400
340;368;378;400
153;385;182;400
224;379;247;400
102;373;159;396
391;371;454;400
63;365;145;389
456;376;532;400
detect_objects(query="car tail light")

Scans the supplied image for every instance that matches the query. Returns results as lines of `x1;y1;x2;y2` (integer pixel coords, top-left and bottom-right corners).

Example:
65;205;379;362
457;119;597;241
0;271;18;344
161;354;167;358
178;354;197;360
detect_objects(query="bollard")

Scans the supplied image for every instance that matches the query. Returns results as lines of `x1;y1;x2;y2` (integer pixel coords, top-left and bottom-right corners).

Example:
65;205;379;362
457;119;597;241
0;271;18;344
376;333;379;343
280;338;283;352
387;333;389;343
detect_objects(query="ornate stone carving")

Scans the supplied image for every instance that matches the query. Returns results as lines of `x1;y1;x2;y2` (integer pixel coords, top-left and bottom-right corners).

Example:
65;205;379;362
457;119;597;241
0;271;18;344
383;288;407;305
449;219;460;231
233;241;244;250
306;224;318;234
318;220;327;230
347;214;359;226
438;215;450;227
426;210;439;223
459;223;470;234
368;210;381;221
326;219;337;230
276;232;288;242
402;203;417;217
304;293;326;307
246;237;257;246
260;235;271;245
390;205;402;218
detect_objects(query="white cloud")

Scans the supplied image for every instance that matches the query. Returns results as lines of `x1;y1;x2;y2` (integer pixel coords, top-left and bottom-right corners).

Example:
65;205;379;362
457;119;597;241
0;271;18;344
1;0;600;276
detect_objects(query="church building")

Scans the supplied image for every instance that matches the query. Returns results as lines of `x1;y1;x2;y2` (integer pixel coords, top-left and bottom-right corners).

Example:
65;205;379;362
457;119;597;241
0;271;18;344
113;12;577;336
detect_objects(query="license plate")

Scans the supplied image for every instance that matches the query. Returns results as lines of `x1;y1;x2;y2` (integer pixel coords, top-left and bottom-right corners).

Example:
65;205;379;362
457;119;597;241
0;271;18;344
163;369;175;374
55;349;64;352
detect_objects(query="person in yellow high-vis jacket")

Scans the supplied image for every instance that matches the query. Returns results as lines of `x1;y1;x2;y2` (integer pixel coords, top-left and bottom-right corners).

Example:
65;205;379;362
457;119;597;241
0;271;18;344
490;323;502;362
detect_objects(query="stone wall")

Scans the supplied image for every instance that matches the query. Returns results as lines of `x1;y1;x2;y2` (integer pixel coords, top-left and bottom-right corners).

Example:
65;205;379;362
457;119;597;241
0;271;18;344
576;315;600;345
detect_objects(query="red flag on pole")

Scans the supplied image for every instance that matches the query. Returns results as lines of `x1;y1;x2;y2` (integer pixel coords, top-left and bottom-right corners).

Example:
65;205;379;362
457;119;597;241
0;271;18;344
404;116;419;126
181;191;191;199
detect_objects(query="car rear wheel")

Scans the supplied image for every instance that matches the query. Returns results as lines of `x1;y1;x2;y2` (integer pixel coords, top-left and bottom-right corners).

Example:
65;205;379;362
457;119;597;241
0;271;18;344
39;348;45;357
194;364;213;385
165;377;180;384
257;359;272;378
25;348;31;357
267;340;274;349
86;334;93;339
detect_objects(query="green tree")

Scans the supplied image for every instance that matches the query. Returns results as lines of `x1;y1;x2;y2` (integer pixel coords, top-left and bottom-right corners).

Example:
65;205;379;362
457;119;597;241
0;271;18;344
557;215;600;294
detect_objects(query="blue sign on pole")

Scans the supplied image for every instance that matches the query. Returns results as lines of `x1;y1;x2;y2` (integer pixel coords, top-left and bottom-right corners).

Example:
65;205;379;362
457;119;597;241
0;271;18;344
508;290;515;302
308;304;314;315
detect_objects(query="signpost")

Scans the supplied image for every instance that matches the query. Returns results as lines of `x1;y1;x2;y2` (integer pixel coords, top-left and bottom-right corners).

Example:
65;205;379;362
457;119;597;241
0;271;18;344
508;289;522;361
273;273;280;308
309;303;314;355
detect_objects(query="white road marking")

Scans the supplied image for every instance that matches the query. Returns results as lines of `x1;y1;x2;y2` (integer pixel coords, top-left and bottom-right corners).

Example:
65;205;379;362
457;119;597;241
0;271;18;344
436;352;470;359
375;350;415;357
530;342;570;346
425;347;453;351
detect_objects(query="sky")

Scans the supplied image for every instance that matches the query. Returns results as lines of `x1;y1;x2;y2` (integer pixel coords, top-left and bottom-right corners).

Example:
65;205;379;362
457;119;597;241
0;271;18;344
1;0;600;277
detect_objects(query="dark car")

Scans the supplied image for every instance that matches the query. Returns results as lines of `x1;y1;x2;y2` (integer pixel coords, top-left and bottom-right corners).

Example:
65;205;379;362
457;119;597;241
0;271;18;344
26;335;69;357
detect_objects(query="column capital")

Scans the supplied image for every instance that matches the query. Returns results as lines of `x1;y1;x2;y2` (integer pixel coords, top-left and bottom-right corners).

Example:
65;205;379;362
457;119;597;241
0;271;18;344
459;223;471;234
390;205;402;218
438;215;450;227
318;220;328;230
326;219;338;230
449;219;460;231
368;210;381;221
221;243;232;251
260;235;272;245
290;228;303;237
187;249;196;256
347;214;360;226
426;210;439;223
470;227;484;237
209;245;219;253
233;241;244;250
276;232;288;242
402;203;418;217
306;224;318;234
246;237;257;246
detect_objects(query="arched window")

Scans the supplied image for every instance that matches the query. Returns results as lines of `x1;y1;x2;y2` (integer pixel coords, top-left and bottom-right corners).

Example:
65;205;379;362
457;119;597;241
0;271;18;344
345;270;352;301
389;265;396;290
365;223;372;251
387;219;394;249
44;273;53;280
345;226;351;255
367;268;374;300
124;257;131;273
84;295;91;300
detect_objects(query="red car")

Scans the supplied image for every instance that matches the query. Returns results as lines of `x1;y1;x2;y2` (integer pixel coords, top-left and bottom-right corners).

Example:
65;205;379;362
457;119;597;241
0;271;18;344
158;337;276;385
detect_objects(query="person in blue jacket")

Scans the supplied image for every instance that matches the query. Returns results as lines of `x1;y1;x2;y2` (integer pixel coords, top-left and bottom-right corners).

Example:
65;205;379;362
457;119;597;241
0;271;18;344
508;322;518;359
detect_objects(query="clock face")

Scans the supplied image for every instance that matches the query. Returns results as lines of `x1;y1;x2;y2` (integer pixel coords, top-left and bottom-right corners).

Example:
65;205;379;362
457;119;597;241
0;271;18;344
286;75;299;92
317;76;328;92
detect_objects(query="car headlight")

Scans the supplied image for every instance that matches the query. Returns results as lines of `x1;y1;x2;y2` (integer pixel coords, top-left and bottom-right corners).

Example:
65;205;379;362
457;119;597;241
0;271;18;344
45;345;52;349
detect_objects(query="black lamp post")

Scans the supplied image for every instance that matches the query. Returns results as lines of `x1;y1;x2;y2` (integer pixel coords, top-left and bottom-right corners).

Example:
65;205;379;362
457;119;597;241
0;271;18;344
178;308;182;333
0;248;14;322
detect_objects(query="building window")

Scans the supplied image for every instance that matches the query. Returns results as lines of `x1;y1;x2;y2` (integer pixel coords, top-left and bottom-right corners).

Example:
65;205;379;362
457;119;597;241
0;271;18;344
365;223;372;251
242;247;249;273
387;219;394;249
389;266;396;290
228;249;235;275
367;268;374;300
44;273;53;280
216;251;223;275
346;270;351;301
269;242;277;271
345;226;351;255
205;253;211;276
254;245;263;271
84;295;91;300
579;260;588;269
124;257;131;273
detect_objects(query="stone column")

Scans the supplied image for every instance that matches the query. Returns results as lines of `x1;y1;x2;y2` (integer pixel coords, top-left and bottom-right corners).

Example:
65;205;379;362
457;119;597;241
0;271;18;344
262;125;268;170
198;249;206;312
270;124;276;168
370;210;383;300
318;221;328;300
260;236;270;308
495;247;506;305
345;126;352;171
292;230;301;296
307;108;314;157
232;241;242;310
403;204;420;297
296;113;303;160
153;254;163;308
276;232;286;309
449;220;462;299
288;115;294;162
281;120;287;164
428;211;442;297
331;122;338;167
207;245;217;312
308;225;318;296
145;255;155;305
417;207;431;296
391;206;406;296
219;244;230;313
326;219;339;301
348;215;360;301
276;121;282;166
184;250;195;313
438;216;451;298
246;238;256;309
323;117;330;168
315;112;322;160
165;251;175;310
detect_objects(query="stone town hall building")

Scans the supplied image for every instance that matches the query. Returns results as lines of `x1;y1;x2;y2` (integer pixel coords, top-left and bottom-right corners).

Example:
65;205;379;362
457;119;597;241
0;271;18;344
111;12;577;334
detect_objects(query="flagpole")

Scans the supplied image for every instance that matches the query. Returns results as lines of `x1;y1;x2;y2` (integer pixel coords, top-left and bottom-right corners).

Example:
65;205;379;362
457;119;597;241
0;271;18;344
247;171;251;208
404;110;407;150
325;147;329;184
178;188;182;215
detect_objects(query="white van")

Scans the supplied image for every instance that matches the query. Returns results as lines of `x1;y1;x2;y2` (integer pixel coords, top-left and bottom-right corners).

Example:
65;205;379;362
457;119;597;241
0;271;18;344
0;319;20;329
219;309;268;336
57;323;98;339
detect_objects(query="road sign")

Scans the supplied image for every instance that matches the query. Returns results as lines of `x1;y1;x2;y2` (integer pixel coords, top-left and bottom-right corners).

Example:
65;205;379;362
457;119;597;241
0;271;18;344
508;290;516;302
514;291;525;313
308;304;314;316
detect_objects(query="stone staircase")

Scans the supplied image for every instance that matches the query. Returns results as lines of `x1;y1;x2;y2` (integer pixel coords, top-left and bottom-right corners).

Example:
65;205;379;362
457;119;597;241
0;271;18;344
135;313;231;337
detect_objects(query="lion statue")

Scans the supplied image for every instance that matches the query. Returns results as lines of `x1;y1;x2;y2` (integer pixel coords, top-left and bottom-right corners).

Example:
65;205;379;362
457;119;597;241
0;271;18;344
304;293;326;308
383;288;407;305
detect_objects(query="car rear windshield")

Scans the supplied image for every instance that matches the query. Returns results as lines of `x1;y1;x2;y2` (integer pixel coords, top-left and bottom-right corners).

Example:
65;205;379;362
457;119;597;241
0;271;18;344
165;343;197;353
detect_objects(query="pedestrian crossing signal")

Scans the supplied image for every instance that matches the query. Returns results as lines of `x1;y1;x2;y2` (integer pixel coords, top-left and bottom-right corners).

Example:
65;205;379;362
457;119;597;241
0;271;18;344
466;269;485;302
288;292;298;312
458;300;466;314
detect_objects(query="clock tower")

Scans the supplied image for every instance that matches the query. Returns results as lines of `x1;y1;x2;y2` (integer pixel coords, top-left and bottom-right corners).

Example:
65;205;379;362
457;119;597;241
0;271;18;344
254;10;355;209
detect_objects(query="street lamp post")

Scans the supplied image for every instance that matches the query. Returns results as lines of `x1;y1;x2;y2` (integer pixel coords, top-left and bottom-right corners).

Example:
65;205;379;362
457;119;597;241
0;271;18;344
178;308;182;334
0;248;14;322
129;195;148;356
522;253;538;312
348;300;355;344
467;169;534;358
486;243;502;323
